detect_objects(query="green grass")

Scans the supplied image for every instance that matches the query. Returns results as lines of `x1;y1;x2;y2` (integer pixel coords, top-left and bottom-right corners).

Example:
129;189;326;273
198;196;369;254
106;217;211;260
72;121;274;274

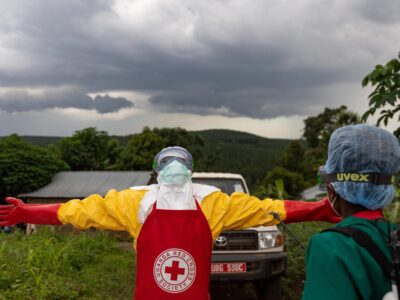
0;222;336;300
280;222;332;300
0;228;135;300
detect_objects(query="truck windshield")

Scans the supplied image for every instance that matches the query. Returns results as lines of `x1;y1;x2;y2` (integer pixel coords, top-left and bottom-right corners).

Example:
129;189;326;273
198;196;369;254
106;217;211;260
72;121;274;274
191;178;246;194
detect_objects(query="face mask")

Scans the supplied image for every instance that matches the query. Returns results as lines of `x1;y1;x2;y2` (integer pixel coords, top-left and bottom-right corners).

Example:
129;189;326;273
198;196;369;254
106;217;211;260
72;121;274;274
158;160;191;186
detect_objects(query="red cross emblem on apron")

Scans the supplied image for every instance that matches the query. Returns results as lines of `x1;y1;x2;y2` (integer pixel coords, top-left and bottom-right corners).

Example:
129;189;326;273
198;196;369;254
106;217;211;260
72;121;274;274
166;260;185;280
135;198;212;300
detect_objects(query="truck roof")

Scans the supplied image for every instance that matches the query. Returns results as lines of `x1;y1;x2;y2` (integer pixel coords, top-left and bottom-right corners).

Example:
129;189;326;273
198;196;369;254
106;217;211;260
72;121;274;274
192;172;245;179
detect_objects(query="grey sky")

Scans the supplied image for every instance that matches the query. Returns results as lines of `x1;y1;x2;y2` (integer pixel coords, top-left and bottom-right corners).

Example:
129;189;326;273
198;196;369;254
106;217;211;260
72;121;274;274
0;0;399;138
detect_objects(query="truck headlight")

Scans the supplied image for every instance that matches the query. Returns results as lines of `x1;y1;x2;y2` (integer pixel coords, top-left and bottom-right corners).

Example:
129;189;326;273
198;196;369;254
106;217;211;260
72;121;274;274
258;231;283;249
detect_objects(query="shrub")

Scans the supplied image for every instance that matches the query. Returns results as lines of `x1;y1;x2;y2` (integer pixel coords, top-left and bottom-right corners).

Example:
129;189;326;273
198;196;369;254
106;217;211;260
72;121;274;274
0;228;135;300
281;222;331;300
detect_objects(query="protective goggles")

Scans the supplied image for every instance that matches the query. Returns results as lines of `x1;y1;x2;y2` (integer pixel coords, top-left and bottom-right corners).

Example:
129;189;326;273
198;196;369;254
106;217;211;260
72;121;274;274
153;146;193;172
317;165;394;191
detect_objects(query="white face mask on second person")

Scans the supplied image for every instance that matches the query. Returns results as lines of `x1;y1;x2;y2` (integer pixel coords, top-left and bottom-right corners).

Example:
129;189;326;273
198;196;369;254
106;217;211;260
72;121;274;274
158;160;191;186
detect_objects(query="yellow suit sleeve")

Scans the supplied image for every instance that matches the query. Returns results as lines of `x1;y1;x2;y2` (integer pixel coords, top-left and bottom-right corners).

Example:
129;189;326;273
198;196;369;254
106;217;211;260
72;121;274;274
200;191;286;240
57;188;145;238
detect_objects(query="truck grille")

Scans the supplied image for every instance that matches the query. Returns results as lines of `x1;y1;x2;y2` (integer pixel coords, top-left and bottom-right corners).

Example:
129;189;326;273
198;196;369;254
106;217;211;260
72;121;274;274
213;230;258;251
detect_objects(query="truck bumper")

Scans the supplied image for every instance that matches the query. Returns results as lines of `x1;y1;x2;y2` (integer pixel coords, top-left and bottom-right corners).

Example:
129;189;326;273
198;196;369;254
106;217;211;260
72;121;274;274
210;252;287;281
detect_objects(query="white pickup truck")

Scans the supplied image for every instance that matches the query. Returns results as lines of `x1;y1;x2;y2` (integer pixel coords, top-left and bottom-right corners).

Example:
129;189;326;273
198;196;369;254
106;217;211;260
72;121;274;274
191;172;286;300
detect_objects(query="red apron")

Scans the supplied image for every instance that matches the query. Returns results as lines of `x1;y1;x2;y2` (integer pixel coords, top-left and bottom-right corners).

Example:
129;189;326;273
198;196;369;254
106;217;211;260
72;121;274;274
135;198;212;300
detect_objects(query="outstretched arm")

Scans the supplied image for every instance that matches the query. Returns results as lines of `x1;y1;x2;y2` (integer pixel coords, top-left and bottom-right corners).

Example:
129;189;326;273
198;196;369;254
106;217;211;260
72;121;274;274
0;197;61;226
0;189;145;235
283;197;341;224
57;189;143;232
214;193;341;232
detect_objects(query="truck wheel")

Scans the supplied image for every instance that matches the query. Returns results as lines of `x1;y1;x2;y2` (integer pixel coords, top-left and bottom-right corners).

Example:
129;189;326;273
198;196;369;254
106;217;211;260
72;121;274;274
256;277;282;300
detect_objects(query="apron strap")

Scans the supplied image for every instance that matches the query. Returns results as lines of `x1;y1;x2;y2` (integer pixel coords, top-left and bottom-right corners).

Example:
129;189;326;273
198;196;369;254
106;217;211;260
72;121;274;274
322;226;392;278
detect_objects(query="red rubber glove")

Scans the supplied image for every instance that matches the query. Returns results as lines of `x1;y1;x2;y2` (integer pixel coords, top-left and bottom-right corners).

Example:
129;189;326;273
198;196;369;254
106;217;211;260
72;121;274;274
0;197;61;226
283;197;342;224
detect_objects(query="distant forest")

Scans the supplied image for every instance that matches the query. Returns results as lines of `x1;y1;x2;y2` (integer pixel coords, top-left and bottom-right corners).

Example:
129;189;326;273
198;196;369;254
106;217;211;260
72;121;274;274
5;105;395;202
20;129;292;191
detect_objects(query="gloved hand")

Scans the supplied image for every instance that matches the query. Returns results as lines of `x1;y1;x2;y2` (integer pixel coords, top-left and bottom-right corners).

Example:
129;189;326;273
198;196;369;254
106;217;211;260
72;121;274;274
283;197;342;224
0;197;61;226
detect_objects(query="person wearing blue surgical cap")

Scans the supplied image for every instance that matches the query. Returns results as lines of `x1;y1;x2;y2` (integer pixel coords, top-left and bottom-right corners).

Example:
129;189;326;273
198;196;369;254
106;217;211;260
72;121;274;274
302;124;400;300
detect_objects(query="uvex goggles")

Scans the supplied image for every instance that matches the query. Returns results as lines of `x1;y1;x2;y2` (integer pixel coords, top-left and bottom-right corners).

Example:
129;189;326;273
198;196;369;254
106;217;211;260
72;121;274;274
318;165;394;191
153;146;193;172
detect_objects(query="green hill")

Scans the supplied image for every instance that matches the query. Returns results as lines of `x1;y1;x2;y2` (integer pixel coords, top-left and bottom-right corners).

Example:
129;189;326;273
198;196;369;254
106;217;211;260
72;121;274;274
18;130;292;190
194;129;292;189
20;136;63;146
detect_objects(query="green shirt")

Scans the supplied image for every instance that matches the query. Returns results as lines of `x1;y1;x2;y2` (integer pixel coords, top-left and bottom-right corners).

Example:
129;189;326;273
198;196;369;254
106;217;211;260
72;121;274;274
302;216;395;300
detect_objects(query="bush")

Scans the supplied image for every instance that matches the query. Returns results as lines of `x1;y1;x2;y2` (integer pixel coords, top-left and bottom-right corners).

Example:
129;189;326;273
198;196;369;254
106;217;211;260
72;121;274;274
0;135;68;201
0;228;135;300
281;222;331;300
259;167;306;199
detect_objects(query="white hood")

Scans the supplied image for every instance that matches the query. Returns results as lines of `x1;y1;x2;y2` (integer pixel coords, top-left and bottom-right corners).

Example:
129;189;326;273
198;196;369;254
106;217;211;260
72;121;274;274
131;183;219;224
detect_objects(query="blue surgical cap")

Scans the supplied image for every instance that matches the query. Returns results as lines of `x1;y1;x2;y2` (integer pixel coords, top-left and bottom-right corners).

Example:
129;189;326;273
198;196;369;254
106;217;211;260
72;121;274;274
325;124;400;209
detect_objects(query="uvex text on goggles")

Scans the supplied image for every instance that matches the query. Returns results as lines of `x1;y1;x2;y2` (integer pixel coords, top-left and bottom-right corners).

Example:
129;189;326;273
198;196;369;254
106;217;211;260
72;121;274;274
318;165;394;191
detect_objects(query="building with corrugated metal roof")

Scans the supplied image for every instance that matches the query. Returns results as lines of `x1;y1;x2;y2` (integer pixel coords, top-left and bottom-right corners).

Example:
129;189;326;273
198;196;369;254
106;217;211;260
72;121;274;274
300;185;326;200
18;171;153;234
19;171;153;204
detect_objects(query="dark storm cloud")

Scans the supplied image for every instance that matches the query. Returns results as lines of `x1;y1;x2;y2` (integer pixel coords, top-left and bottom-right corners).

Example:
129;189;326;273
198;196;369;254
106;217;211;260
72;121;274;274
0;0;399;119
0;90;133;114
93;94;134;114
355;0;400;24
149;87;319;118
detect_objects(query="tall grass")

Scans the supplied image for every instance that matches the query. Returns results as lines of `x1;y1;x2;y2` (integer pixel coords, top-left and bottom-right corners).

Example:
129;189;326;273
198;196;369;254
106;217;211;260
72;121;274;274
0;228;135;300
280;222;332;300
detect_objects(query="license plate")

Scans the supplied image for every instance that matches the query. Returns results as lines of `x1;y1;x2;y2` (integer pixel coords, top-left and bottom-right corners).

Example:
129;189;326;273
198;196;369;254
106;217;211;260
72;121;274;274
211;262;247;273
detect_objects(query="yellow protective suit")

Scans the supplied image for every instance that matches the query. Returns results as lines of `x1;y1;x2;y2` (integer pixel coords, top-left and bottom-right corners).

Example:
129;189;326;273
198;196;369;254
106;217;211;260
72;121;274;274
57;184;286;249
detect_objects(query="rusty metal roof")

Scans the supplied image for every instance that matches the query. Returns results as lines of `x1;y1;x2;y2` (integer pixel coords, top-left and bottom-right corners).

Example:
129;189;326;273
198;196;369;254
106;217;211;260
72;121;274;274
19;171;152;198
